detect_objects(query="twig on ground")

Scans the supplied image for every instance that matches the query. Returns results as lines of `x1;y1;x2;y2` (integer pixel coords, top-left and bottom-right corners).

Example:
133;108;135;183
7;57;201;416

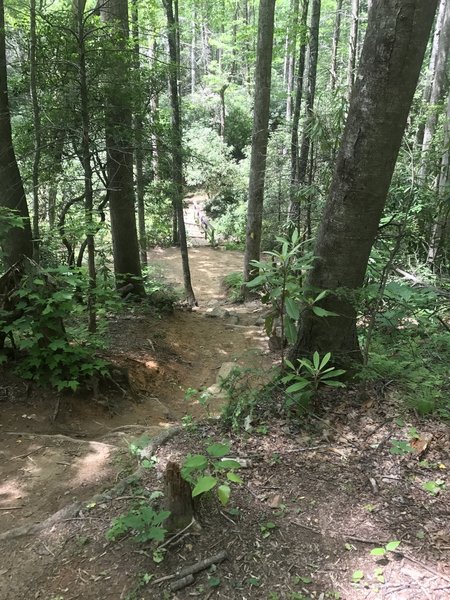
177;551;228;579
401;552;450;586
169;574;194;592
158;518;196;550
10;446;44;460
0;506;23;511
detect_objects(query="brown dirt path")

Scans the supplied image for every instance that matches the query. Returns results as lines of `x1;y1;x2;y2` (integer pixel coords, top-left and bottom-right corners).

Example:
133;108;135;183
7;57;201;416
0;235;274;538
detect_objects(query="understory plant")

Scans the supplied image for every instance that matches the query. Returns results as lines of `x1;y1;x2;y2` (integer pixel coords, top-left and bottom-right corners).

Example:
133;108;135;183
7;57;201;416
181;441;242;506
282;352;346;413
246;229;337;365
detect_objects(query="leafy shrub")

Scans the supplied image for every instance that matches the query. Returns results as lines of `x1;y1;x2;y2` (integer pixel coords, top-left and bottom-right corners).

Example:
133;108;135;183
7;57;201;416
222;271;244;303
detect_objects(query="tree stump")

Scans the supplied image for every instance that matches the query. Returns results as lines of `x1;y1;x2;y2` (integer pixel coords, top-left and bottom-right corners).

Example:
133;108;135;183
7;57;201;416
164;462;194;532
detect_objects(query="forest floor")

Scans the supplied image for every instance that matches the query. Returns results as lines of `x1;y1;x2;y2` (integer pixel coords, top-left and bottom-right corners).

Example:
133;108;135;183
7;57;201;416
0;196;449;600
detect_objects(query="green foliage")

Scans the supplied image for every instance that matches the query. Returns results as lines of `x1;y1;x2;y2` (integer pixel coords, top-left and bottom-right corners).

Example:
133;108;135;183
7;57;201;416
222;271;244;303
0;208;24;268
370;540;400;557
106;504;170;543
282;353;346;413
181;441;242;506
1;267;109;391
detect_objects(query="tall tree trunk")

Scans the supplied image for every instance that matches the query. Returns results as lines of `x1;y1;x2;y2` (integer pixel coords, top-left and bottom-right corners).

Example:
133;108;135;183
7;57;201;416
0;0;33;265
346;0;359;101
30;0;41;261
416;0;448;148
76;0;96;332
163;0;196;306
419;0;450;179
190;12;196;94
289;0;309;212
218;84;228;139
285;0;300;121
289;0;438;367
100;0;144;295
288;0;320;227
329;0;343;90
427;91;450;268
131;0;148;267
243;0;276;282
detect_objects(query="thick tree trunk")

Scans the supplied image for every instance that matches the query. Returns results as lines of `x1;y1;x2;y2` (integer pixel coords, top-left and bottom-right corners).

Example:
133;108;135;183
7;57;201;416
243;0;276;282
100;0;144;296
0;0;33;266
289;0;438;367
163;0;196;306
288;0;320;227
329;0;343;90
346;0;359;101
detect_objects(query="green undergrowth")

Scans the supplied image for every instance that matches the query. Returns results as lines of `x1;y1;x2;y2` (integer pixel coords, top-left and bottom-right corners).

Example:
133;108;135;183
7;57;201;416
222;271;244;303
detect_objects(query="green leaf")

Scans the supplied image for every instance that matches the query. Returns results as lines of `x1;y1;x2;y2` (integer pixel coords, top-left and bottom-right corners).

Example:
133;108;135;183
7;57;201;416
284;317;297;344
313;352;320;369
312;306;338;317
147;527;166;542
385;541;400;552
286;380;311;393
216;459;241;469
322;380;346;388
313;290;328;303
227;472;243;484
285;297;300;321
319;352;331;369
183;454;208;469
351;570;364;583
207;443;230;458
370;547;386;556
208;576;221;588
192;476;217;497
217;484;231;505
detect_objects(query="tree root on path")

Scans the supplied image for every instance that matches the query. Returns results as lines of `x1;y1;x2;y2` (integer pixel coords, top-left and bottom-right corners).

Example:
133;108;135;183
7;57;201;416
0;426;181;542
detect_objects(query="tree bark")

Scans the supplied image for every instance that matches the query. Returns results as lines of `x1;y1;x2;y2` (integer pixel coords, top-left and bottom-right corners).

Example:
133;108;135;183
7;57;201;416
346;0;359;101
100;0;144;296
76;0;97;332
288;0;320;227
243;0;276;282
416;0;448;148
131;0;148;268
285;0;300;121
419;0;450;179
163;0;196;306
289;0;309;213
289;0;439;367
30;0;41;262
329;0;343;91
0;0;33;266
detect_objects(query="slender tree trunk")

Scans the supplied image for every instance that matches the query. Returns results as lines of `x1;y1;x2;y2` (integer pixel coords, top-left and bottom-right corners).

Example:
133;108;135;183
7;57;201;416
288;0;320;226
190;13;196;94
286;0;300;121
289;0;309;214
30;0;41;261
416;0;447;148
329;0;343;90
427;91;450;268
289;0;438;367
163;0;196;306
131;0;148;267
47;130;65;228
76;0;96;332
347;0;359;101
100;0;144;295
218;84;228;139
0;0;33;265
243;0;276;282
419;0;450;179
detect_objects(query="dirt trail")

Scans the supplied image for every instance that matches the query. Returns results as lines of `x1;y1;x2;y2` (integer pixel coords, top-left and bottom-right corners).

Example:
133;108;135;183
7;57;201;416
0;210;274;537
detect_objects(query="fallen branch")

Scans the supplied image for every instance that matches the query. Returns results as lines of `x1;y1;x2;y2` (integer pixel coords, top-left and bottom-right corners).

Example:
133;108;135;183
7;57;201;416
170;574;195;592
177;551;228;579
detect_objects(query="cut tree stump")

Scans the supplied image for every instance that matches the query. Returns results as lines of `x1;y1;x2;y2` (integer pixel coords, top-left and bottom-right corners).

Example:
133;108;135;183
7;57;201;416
164;461;194;532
